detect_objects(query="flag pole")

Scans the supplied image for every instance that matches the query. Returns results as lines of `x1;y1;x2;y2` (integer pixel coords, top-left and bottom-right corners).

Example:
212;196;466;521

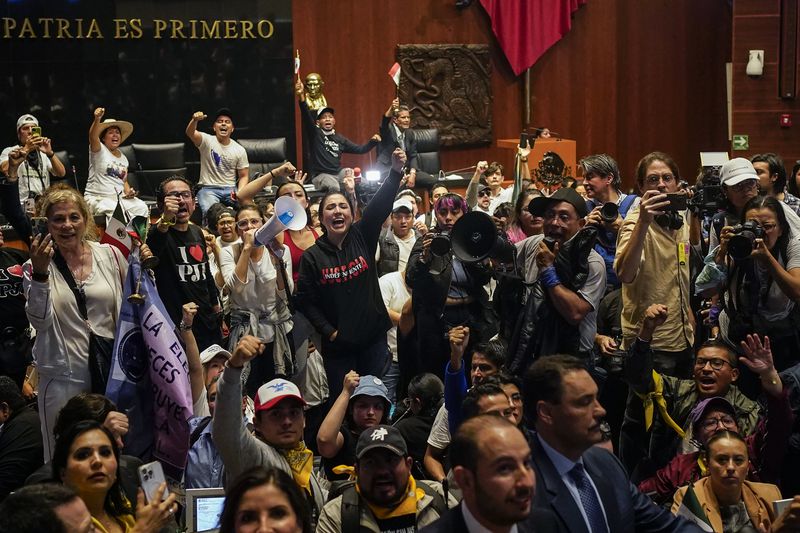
523;67;531;128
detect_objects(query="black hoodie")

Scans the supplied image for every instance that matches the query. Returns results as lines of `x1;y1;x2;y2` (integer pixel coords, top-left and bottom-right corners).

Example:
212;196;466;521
296;168;403;349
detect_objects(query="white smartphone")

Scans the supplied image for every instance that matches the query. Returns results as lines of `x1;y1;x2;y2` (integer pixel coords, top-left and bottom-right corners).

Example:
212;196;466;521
137;461;167;503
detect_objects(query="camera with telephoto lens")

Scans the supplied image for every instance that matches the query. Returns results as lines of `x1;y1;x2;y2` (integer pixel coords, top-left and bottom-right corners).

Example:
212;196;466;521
727;220;765;260
430;232;451;257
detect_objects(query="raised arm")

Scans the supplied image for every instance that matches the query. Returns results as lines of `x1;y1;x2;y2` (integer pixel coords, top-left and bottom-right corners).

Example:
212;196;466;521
623;304;668;394
614;190;670;283
465;161;488;208
359;148;406;245
179;302;205;406
88;107;106;153
317;371;359;458
185;111;206;148
236;162;297;204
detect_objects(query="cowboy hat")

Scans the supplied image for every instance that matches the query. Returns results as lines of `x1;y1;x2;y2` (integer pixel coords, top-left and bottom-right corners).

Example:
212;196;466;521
97;118;133;144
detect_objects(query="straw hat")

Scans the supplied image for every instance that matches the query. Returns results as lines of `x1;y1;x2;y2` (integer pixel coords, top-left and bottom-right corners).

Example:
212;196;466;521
97;118;133;143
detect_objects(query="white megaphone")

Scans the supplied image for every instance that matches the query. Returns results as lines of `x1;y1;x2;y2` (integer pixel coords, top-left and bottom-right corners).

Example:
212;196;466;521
254;195;308;246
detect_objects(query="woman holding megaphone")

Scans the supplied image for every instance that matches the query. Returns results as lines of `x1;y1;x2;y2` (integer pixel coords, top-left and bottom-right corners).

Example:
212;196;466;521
296;149;407;402
219;205;295;395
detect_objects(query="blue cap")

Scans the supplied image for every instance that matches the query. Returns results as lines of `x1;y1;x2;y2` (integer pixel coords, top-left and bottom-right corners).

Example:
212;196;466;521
352;375;390;403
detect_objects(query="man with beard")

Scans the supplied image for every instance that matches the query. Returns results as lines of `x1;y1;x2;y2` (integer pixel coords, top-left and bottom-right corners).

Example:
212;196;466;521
526;355;702;532
421;415;559;533
317;424;455;532
147;176;222;350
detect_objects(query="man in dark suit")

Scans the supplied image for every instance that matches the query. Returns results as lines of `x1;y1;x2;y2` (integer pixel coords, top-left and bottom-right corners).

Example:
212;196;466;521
377;98;435;187
524;355;703;532
420;415;560;533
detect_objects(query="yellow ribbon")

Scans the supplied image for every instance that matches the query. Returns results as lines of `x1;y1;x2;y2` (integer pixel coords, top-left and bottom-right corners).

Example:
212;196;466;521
697;454;708;477
635;370;686;439
279;441;314;495
357;475;423;520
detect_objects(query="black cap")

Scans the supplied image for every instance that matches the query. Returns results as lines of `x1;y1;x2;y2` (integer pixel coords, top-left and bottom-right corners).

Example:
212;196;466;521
528;187;588;218
356;425;408;459
215;107;233;122
316;107;335;119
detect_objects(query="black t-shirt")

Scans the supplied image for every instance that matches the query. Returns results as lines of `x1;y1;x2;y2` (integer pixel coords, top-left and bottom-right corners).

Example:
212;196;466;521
395;413;436;467
323;424;357;480
0;247;29;330
374;514;416;533
146;225;219;327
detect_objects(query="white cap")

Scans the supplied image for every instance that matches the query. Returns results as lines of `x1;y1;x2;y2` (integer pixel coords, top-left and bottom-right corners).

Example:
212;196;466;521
16;114;38;131
720;158;759;187
392;198;414;213
199;344;231;365
254;378;307;412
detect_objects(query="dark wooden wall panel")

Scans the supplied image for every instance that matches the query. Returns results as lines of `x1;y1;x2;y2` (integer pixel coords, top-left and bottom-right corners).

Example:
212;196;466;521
293;0;731;190
733;0;800;169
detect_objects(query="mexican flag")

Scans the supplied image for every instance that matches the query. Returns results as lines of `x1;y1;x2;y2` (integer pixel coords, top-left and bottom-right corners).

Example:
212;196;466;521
100;200;132;258
676;483;714;532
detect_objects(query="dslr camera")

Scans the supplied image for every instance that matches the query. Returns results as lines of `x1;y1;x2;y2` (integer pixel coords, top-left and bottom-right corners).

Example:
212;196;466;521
429;232;451;257
727;221;765;260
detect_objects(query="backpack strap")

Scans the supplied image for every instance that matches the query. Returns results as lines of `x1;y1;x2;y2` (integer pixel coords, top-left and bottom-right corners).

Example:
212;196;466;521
418;480;448;516
340;485;361;533
189;416;212;448
618;193;637;217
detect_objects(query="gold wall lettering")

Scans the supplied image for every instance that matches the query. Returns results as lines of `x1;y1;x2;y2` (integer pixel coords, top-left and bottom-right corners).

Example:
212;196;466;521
2;17;274;39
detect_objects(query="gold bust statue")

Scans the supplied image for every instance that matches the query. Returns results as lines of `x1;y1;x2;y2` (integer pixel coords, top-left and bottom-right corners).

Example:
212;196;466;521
304;73;328;111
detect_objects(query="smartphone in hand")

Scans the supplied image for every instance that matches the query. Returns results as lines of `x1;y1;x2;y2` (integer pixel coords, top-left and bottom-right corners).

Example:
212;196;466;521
137;461;167;503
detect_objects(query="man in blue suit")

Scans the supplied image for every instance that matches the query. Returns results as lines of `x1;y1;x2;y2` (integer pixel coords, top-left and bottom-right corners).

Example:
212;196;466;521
524;355;703;533
420;415;560;533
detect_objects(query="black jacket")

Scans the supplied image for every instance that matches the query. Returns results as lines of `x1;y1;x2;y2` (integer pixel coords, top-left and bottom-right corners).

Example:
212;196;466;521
299;101;378;176
377;227;419;277
296;169;403;348
0;406;42;500
419;502;562;533
377;115;419;170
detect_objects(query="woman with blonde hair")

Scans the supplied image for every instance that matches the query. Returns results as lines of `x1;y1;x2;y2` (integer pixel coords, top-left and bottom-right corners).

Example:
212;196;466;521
24;185;127;459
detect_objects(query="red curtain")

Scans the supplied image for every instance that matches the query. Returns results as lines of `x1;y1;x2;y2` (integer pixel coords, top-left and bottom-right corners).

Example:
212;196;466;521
480;0;588;76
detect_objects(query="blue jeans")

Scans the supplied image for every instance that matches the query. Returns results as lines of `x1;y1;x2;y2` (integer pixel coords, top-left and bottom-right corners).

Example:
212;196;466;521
197;185;236;218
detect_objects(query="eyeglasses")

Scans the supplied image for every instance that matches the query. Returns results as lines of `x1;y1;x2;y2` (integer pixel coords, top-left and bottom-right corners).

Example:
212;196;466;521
729;180;757;193
237;218;263;229
217;219;235;227
164;191;192;199
694;357;732;371
700;414;736;432
478;190;490;198
645;173;675;185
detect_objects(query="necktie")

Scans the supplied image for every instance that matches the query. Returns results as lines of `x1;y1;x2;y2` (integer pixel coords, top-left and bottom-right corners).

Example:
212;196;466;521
568;463;607;533
398;131;406;151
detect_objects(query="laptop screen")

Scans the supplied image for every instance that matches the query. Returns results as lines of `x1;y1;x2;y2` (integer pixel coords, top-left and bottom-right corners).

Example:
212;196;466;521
186;488;225;533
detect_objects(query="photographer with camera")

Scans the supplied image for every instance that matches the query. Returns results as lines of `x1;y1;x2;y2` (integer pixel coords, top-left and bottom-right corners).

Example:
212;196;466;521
615;152;695;378
405;193;495;379
1;114;66;210
582;154;638;291
697;194;800;377
507;188;606;372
